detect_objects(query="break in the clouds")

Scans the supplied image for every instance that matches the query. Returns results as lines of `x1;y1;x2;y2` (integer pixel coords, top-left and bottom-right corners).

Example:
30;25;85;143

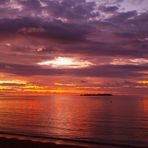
0;0;148;94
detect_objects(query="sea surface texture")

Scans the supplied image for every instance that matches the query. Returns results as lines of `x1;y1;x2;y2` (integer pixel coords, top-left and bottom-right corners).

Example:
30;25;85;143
0;95;147;147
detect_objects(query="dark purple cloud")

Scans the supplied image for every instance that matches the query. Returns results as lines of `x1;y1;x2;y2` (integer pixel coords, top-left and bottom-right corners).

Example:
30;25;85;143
108;10;137;23
0;17;93;42
46;0;98;21
99;5;118;13
0;62;147;79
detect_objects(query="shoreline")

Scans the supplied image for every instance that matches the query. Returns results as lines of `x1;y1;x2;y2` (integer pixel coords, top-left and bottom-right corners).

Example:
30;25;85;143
0;137;88;148
1;136;146;148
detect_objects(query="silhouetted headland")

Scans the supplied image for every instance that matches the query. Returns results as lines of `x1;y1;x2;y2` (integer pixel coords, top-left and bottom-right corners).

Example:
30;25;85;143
80;93;113;96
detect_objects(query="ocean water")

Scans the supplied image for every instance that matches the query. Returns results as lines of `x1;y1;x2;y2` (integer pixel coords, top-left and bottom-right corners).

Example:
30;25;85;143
0;95;147;147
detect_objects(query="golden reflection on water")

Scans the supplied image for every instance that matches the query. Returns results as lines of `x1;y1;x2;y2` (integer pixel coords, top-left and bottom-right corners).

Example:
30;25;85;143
41;96;102;138
0;95;147;147
143;96;148;131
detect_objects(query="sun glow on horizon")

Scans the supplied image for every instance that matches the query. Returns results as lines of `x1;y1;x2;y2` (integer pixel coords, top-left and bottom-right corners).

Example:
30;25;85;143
37;57;94;69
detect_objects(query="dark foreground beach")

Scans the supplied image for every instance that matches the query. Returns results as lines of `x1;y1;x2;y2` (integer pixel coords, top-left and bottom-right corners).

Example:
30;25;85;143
2;137;147;148
0;137;87;148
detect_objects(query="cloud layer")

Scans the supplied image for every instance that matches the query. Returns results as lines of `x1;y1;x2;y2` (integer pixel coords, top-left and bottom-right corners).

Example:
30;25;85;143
0;0;148;94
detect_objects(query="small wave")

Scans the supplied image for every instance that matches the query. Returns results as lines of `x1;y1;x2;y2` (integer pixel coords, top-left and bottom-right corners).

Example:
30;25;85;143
0;131;147;148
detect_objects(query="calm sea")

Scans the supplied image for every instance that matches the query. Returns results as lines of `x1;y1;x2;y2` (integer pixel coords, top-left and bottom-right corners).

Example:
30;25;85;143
0;95;147;147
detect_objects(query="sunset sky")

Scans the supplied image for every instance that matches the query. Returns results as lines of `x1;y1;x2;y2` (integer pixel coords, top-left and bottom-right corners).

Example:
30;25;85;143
0;0;148;95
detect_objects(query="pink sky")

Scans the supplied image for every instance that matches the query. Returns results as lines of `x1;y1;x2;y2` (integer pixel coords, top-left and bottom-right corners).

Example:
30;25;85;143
0;0;148;95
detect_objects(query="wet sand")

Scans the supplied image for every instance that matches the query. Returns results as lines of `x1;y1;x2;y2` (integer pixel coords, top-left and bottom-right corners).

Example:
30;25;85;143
0;137;87;148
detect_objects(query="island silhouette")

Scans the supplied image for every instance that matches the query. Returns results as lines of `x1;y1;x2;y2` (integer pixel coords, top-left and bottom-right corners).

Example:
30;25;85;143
80;93;113;96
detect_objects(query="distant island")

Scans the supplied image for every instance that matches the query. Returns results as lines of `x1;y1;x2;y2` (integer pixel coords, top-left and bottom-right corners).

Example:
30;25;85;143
80;93;113;96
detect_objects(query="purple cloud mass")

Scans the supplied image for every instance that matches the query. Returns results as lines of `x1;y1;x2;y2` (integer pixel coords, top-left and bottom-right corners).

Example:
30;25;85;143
0;0;148;94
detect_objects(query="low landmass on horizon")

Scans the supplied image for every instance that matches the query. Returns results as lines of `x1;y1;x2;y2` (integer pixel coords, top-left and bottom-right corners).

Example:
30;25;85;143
80;93;113;96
